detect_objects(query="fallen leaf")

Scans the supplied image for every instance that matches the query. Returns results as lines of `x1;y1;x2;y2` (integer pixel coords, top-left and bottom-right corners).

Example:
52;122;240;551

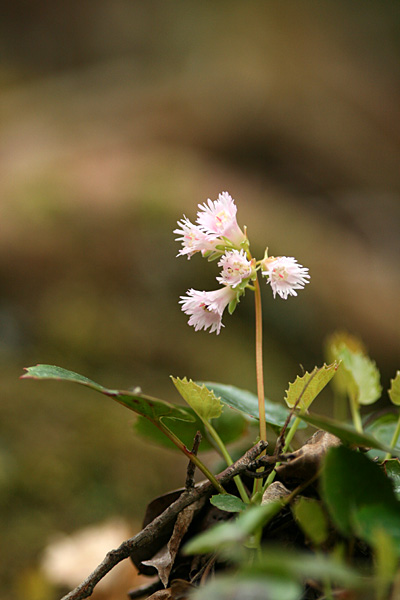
142;501;202;587
277;431;341;483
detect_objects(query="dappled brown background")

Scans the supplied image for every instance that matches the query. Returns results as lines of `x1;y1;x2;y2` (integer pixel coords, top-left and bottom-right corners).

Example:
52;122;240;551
1;2;400;599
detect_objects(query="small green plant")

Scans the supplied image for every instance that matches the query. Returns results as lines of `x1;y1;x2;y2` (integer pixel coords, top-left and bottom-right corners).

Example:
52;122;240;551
22;192;400;600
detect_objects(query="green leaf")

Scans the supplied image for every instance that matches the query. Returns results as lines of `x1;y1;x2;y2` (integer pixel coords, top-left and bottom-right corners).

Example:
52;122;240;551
321;446;399;537
134;404;247;452
338;347;382;406
190;575;302;600
370;528;399;597
292;497;328;546
389;371;400;406
353;504;400;556
210;494;247;513
284;362;339;412
171;377;222;422
184;502;282;554
385;460;400;501
366;413;400;461
325;331;366;396
246;547;364;590
201;382;306;429
22;364;193;424
300;412;399;457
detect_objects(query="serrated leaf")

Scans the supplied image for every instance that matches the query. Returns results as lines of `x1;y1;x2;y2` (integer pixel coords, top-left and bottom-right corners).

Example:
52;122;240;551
389;371;400;406
284;362;339;412
321;446;399;537
210;494;247;513
22;364;193;424
300;412;399;457
325;331;366;396
338;347;382;406
201;382;306;429
171;376;222;421
134;404;247;452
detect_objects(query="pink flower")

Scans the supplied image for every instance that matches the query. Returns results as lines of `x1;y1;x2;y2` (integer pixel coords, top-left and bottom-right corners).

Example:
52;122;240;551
196;192;246;246
217;250;254;288
174;216;219;259
179;286;237;334
261;256;310;299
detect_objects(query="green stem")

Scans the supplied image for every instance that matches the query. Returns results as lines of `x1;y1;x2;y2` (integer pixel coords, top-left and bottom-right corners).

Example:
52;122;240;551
263;416;302;492
385;412;400;461
204;419;249;503
156;422;226;494
349;393;363;433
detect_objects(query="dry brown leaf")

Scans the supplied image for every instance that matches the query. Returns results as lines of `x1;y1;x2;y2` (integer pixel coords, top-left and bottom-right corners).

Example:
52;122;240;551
261;481;291;504
277;430;341;483
142;502;200;587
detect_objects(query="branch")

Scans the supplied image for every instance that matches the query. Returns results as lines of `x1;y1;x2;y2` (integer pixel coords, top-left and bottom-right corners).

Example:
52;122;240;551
60;440;268;600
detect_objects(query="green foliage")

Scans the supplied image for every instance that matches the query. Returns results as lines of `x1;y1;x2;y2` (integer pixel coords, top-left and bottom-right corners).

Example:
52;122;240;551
190;574;302;600
22;347;400;599
300;412;398;456
325;331;366;396
184;502;282;554
366;413;400;460
171;376;222;421
243;547;364;590
134;404;247;452
292;497;328;546
337;346;382;406
193;546;364;599
372;529;399;600
389;371;400;405
284;362;339;412
210;494;247;513
354;504;400;555
22;364;194;425
201;382;306;428
321;446;399;540
385;460;400;500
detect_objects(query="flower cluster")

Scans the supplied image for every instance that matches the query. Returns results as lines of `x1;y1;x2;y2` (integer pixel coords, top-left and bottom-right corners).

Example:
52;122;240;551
175;192;310;333
174;192;247;259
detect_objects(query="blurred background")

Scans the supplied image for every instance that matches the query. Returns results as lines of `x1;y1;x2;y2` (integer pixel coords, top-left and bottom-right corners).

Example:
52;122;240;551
1;2;399;598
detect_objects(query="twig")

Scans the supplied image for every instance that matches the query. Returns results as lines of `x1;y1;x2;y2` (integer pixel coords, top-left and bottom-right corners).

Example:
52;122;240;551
185;431;202;489
60;440;268;600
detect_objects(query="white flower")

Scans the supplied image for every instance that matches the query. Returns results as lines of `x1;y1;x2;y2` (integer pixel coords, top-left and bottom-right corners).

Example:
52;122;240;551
179;286;237;334
174;216;219;259
217;249;254;288
196;192;246;246
261;256;310;299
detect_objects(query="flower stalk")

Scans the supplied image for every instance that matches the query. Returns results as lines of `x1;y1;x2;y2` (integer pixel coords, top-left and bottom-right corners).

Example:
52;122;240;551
254;275;267;444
